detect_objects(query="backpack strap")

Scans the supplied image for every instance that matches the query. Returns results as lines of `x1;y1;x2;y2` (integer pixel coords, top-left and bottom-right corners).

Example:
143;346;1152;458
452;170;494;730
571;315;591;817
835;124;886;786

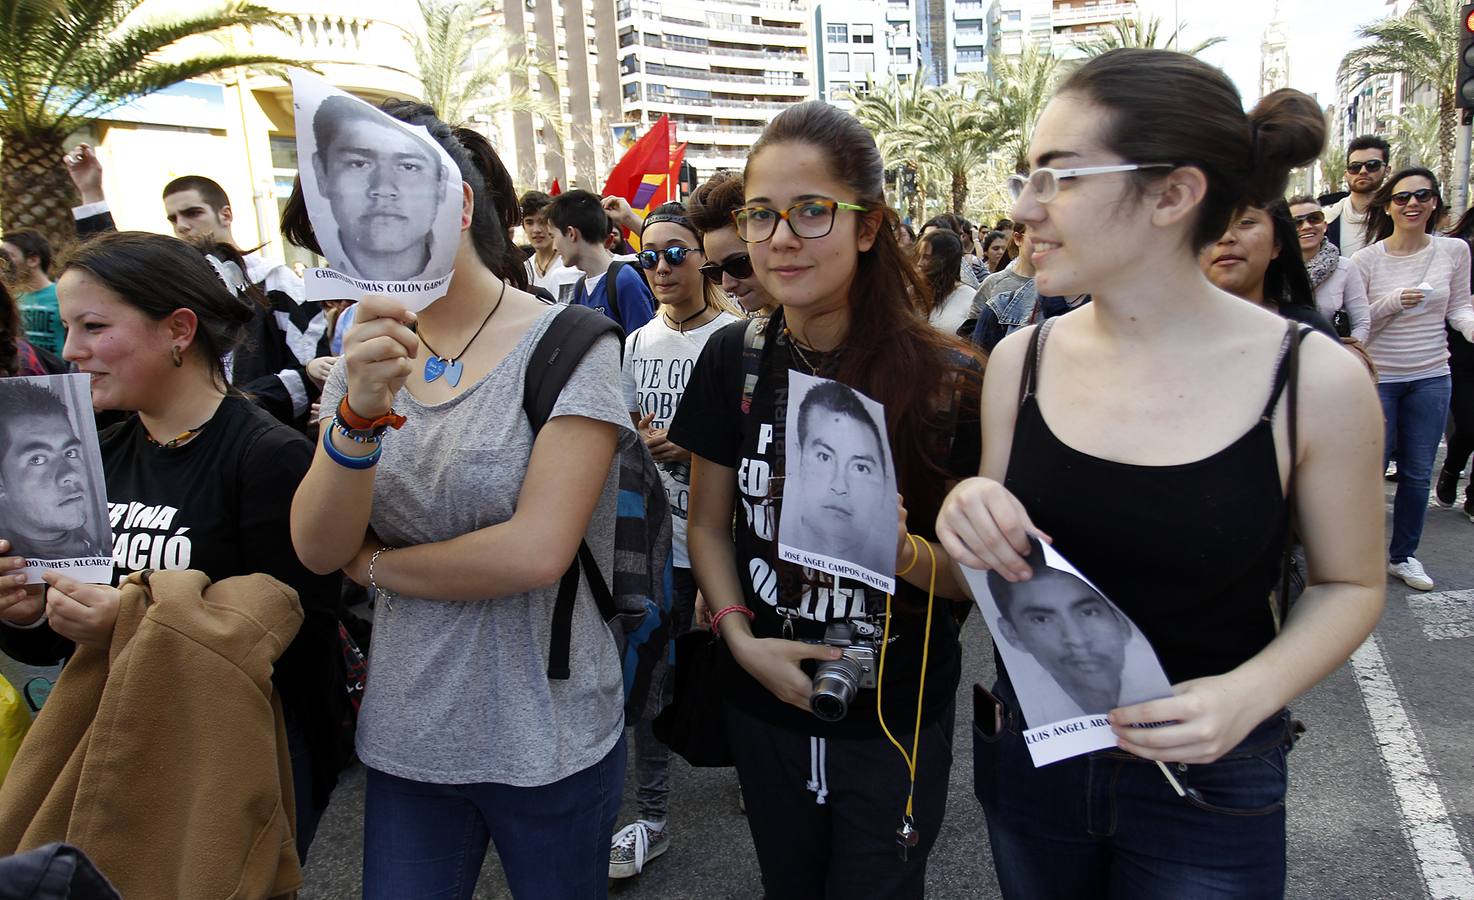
739;314;770;414
1272;323;1311;633
521;306;623;680
605;260;625;326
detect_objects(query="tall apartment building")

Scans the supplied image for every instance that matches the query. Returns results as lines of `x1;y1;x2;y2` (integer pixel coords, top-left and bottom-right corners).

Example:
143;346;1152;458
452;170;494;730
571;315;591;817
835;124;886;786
986;0;1138;66
813;0;919;107
485;0;624;192
615;0;815;177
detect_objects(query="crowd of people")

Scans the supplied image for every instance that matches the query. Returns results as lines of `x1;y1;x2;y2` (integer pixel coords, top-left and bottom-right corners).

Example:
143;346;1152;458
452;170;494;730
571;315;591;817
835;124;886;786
5;44;1466;898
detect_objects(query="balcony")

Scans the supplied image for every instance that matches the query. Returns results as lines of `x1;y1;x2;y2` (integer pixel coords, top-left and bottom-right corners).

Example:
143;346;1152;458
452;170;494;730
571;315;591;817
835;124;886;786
243;1;422;100
1051;2;1136;28
644;62;810;87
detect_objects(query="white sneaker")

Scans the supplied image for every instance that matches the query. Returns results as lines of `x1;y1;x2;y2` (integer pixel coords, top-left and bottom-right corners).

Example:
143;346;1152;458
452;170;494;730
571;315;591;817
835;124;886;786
1389;558;1434;591
609;820;669;879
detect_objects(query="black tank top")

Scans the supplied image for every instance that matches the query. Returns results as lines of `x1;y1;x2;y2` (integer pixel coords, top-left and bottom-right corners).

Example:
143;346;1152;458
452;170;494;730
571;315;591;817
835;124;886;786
1003;319;1299;683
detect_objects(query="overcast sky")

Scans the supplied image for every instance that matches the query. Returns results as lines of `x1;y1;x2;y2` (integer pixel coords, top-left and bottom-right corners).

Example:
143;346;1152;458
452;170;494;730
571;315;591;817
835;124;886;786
1134;0;1400;106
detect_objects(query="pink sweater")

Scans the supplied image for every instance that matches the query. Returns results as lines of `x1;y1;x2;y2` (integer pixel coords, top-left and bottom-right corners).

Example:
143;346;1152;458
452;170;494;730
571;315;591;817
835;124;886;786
1352;236;1474;382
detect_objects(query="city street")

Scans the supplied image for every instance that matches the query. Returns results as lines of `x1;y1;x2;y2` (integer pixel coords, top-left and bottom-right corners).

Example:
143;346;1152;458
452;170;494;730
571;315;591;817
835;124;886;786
302;468;1474;899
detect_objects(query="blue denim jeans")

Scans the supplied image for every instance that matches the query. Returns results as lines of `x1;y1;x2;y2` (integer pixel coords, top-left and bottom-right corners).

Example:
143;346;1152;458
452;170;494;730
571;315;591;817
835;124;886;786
1379;375;1453;561
974;679;1293;899
361;735;626;900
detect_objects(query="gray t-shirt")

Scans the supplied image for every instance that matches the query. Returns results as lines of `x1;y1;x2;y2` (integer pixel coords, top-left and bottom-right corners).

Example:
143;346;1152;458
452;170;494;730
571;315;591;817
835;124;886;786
319;304;629;786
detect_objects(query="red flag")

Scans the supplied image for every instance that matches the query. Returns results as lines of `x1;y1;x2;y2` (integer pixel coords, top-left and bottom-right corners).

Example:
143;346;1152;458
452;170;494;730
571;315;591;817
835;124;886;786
602;116;671;206
549;179;562;196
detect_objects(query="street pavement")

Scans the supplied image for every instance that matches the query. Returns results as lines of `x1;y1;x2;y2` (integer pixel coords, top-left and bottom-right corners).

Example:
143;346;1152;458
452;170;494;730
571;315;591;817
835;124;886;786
302;469;1473;899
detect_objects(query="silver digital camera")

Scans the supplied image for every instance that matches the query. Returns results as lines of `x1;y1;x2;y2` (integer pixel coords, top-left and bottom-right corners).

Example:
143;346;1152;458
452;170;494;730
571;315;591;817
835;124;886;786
809;621;879;722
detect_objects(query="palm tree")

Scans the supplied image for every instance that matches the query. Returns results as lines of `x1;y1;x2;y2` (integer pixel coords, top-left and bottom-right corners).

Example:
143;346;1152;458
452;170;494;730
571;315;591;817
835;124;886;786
967;44;1060;175
847;72;934;218
1319;143;1348;197
0;0;292;246
412;0;562;131
1389;103;1442;170
1340;0;1458;189
1080;14;1226;58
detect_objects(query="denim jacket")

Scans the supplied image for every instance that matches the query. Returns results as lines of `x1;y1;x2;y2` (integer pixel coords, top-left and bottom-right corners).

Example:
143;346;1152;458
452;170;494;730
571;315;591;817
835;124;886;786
986;279;1040;332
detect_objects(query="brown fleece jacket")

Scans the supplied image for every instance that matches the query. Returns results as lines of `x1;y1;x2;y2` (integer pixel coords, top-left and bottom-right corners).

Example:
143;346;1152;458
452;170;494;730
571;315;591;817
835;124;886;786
0;569;303;899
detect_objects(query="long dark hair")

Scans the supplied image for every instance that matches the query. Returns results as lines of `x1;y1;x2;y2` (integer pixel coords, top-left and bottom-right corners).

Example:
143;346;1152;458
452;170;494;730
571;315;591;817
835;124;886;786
0;279;20;377
982;229;1007;272
1364;166;1446;246
919;228;962;317
61;232;253;387
281;99;529;291
744;101;982;533
1058;51;1324;249
1260;200;1315;310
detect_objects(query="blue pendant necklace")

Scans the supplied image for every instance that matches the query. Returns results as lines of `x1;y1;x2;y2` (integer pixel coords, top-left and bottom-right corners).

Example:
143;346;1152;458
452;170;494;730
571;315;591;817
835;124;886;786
418;280;506;388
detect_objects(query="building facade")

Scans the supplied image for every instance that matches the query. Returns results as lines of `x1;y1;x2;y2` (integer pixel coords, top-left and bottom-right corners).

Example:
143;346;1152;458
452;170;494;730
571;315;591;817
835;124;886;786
813;0;919;107
986;0;1138;67
615;0;815;177
481;0;625;193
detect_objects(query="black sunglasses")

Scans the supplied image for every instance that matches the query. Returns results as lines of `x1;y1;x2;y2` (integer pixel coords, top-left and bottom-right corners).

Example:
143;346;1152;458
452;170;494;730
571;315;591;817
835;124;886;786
698;254;754;284
1346;160;1386;175
1390;188;1437;206
1292;211;1326;226
636;246;700;270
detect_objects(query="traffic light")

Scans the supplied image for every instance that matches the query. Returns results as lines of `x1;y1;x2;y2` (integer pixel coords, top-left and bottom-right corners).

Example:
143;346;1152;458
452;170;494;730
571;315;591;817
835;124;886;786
1459;3;1474;110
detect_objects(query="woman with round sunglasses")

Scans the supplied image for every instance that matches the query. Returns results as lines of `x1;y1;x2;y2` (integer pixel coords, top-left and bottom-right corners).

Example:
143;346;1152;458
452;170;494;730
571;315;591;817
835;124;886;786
1288;195;1370;342
610;202;741;880
1353;167;1474;591
936;51;1384;897
668;101;983;899
687;173;777;316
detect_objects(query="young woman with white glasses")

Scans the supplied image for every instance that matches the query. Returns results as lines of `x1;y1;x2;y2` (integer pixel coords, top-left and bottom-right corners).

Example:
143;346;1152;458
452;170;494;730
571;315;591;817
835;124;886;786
937;50;1384;897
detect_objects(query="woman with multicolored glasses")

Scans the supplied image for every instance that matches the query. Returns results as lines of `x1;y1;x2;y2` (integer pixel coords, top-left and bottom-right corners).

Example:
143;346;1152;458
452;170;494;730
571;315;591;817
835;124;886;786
1353;167;1474;591
669;102;983;899
1289;195;1371;342
609;203;741;881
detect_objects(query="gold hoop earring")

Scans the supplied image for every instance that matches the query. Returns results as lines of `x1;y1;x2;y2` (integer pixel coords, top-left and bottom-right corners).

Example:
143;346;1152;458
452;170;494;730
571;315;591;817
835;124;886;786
171;346;183;368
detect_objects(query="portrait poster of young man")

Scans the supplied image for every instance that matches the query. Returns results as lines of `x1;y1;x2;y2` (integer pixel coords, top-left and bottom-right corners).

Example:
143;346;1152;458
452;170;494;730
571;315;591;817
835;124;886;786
290;70;463;308
0;374;113;584
966;537;1174;765
777;371;899;593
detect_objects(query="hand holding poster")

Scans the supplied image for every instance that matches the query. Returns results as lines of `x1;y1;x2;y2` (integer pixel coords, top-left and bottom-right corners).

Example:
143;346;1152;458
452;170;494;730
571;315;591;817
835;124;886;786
0;375;113;585
291;69;463;310
961;537;1174;766
777;371;899;593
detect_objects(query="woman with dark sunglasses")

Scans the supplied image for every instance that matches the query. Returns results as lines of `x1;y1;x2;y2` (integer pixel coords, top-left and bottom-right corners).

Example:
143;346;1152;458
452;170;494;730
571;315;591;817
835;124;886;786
687;173;777;316
1353;167;1474;591
1289;194;1370;342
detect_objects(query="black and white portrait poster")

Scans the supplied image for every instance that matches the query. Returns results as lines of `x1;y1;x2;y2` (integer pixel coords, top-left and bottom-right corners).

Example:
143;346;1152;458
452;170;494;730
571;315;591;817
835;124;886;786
0;375;112;584
777;371;899;593
962;537;1174;766
291;69;462;310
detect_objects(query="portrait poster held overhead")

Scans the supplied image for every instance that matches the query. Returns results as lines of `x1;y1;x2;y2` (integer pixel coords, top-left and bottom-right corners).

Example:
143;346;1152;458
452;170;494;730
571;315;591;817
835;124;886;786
290;69;463;310
777;371;899;594
0;375;113;585
961;538;1175;766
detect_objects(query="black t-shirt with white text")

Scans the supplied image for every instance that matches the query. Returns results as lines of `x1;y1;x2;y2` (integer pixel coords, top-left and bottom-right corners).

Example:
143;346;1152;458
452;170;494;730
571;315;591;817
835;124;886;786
669;316;979;738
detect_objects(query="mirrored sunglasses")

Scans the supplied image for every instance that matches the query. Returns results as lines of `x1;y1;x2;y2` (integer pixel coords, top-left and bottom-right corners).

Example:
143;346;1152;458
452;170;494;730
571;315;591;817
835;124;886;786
637;246;700;269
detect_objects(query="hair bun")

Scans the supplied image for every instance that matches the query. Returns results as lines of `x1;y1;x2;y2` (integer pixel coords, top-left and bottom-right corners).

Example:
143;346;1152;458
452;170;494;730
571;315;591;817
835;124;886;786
1245;89;1325;204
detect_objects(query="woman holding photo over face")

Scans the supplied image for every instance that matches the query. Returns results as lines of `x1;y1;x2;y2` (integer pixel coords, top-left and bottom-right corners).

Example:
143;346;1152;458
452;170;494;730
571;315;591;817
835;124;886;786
936;50;1385;897
286;99;629;900
668;101;983;899
0;232;349;862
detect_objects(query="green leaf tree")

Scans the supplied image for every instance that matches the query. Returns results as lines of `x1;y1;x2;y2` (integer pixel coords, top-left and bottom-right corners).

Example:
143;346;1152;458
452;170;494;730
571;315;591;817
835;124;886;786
1340;0;1459;189
967;44;1060;175
1389;102;1442;170
0;0;293;246
1079;13;1226;58
412;0;562;133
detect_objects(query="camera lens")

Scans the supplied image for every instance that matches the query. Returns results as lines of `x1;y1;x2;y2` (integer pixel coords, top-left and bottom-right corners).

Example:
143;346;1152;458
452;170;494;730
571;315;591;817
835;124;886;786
811;657;861;722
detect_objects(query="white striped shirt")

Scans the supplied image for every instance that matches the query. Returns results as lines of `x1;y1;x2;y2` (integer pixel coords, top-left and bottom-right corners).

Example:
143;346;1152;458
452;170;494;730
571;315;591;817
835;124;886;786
1353;236;1474;382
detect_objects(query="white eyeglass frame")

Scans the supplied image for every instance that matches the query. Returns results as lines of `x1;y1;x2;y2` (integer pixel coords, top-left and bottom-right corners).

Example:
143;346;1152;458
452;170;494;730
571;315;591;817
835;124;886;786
1008;163;1176;203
